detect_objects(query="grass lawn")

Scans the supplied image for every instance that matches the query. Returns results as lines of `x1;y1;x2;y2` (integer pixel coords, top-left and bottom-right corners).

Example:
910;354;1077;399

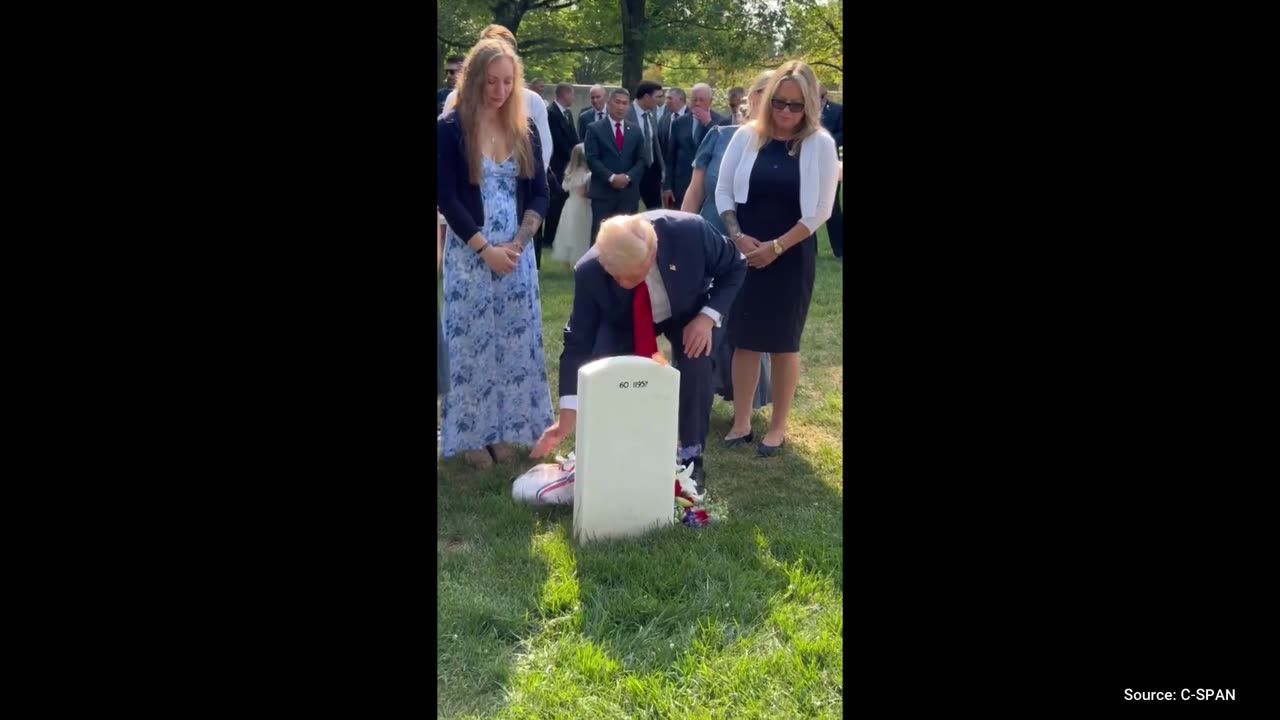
437;225;843;719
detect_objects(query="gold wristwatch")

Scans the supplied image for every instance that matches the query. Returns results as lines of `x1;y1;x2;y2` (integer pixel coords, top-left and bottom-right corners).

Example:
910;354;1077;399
772;239;784;255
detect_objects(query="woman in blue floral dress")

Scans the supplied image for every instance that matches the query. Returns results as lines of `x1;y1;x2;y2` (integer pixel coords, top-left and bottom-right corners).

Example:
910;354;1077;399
437;38;553;468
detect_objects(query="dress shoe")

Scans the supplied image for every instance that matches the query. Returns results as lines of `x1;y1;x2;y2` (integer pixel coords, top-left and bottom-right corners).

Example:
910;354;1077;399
756;439;786;457
721;431;754;449
488;443;520;463
462;449;495;468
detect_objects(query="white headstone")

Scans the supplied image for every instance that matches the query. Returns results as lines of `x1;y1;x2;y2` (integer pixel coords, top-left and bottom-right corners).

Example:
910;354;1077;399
573;355;680;542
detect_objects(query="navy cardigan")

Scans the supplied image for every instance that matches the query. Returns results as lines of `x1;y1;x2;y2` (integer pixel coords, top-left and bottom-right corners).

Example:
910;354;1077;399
437;111;549;243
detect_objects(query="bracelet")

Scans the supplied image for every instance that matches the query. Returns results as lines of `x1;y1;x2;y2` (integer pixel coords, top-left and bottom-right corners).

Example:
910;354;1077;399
475;243;489;255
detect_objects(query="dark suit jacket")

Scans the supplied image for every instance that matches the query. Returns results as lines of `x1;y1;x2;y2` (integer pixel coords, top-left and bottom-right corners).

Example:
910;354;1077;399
547;102;579;185
578;107;607;143
436;87;450;117
689;110;730;149
821;101;843;148
559;210;747;395
583;116;647;206
436;111;549;242
625;104;665;180
663;113;701;198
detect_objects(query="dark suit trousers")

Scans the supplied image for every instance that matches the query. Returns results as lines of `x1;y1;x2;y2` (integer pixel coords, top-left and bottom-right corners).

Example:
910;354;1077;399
639;165;662;210
590;197;633;247
545;181;567;251
588;310;716;461
826;182;844;257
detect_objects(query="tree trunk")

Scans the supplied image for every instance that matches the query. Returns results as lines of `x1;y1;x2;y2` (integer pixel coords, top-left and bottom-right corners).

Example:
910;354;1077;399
491;0;527;37
620;0;646;93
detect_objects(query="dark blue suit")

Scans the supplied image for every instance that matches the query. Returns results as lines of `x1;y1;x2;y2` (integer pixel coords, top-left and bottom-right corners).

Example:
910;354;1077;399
820;100;844;257
560;210;747;459
436;111;550;244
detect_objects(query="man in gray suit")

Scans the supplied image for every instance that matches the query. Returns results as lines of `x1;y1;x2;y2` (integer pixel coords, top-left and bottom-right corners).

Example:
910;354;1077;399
584;89;648;244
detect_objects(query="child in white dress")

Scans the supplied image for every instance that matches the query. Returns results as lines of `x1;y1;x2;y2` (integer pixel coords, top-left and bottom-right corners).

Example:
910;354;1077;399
550;143;592;270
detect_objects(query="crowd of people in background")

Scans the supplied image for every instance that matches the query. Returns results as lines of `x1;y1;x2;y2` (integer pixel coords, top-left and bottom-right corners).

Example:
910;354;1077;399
437;24;844;473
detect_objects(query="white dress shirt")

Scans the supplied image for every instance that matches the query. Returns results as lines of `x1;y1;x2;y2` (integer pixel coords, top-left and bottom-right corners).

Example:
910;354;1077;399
442;87;553;171
559;257;722;411
714;123;839;233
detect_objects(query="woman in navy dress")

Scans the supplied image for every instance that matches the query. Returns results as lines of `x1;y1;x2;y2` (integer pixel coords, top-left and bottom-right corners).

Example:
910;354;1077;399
681;71;776;412
437;39;553;469
713;61;840;456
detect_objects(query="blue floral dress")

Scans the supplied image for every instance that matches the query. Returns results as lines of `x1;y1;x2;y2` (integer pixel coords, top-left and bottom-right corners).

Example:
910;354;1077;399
440;155;554;456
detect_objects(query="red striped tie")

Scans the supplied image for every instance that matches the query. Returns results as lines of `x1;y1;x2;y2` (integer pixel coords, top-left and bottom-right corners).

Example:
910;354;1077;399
614;122;624;151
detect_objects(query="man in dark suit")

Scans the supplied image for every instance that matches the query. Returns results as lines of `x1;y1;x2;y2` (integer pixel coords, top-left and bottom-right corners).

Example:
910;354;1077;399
819;84;844;259
545;82;580;255
530;210;747;489
657;88;687;171
436;55;463;116
662;89;702;210
584;88;648;245
626;80;666;211
687;83;730;150
578;84;607;141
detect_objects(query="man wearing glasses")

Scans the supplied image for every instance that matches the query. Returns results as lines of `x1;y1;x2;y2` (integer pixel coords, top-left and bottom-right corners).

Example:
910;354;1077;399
436;56;463;117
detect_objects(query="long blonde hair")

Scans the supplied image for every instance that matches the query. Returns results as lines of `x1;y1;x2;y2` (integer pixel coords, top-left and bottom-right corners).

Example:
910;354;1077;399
455;39;534;183
749;60;822;155
742;71;773;122
562;143;588;192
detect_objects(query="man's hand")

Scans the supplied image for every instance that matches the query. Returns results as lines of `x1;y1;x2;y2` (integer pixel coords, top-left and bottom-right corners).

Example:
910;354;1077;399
610;174;628;189
691;107;711;126
663;189;675;208
531;410;577;457
682;313;715;359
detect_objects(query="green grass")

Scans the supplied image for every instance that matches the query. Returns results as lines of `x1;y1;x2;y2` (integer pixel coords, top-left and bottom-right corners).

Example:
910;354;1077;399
438;226;843;719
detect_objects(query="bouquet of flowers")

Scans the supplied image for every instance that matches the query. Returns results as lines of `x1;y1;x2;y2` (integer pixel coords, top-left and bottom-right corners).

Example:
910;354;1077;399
674;461;710;528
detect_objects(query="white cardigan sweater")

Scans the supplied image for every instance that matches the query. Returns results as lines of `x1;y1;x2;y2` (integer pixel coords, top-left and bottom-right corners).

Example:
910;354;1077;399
714;124;839;234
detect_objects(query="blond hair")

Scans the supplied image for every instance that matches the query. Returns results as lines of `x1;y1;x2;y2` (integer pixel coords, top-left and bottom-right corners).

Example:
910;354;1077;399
455;39;534;183
596;215;657;274
750;60;822;155
562;143;588;192
743;70;774;121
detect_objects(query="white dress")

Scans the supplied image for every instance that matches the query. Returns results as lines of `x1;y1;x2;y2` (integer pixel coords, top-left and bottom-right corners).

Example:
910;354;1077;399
551;170;592;265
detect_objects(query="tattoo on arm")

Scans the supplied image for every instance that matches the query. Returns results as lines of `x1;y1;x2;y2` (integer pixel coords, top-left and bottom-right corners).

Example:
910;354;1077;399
514;210;543;248
720;210;741;238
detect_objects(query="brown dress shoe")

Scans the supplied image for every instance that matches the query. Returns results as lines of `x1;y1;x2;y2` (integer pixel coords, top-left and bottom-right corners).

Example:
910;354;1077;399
462;449;495;468
488;443;520;463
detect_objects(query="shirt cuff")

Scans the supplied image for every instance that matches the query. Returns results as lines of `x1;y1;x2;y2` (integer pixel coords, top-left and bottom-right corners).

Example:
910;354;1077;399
560;395;578;411
699;307;722;327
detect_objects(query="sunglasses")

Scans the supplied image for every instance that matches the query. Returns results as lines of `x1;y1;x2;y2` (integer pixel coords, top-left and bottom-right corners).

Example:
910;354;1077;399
770;98;805;113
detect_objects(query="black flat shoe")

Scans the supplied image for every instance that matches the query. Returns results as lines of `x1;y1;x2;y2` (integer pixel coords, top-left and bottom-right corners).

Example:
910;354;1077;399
721;432;754;449
756;439;786;457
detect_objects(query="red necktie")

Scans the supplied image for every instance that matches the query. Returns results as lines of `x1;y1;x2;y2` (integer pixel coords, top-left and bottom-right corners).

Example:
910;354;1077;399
632;281;659;357
614;122;624;151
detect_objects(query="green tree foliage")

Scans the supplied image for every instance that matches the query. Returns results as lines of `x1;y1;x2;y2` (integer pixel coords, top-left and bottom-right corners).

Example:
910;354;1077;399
435;0;840;92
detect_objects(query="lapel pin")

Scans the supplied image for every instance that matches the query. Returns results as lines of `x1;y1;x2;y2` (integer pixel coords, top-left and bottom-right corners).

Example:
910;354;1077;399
669;264;677;271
